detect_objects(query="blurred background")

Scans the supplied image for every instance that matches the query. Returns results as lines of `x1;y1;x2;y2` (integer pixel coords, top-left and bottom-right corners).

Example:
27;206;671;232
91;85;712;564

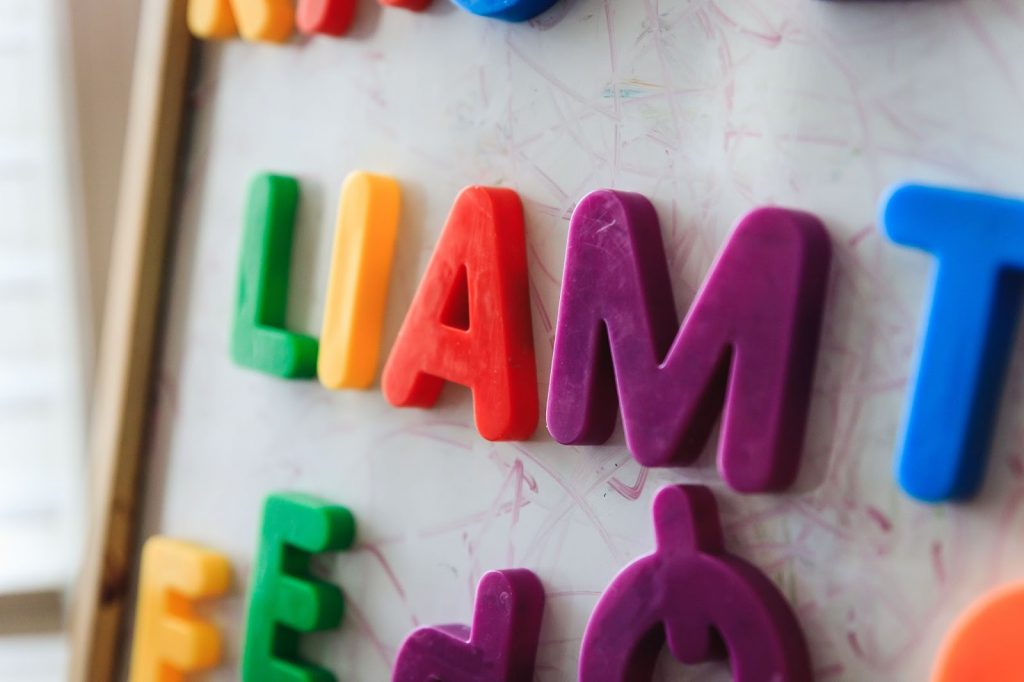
0;0;139;677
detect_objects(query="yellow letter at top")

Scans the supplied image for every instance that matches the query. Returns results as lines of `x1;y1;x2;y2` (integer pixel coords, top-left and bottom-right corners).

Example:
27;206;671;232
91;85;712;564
128;537;231;682
318;172;402;390
187;0;294;43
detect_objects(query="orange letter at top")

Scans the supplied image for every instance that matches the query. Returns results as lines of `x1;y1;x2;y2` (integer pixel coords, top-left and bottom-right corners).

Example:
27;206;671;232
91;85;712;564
187;0;294;43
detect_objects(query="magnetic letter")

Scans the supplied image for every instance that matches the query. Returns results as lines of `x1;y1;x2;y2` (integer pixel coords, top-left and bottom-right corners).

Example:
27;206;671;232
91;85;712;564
297;0;356;36
231;174;320;379
547;190;831;492
382;186;539;441
318;172;401;390
242;493;356;682
377;0;433;12
452;0;558;22
128;537;230;682
188;0;294;42
579;485;812;682
882;184;1024;502
932;582;1024;682
392;569;545;682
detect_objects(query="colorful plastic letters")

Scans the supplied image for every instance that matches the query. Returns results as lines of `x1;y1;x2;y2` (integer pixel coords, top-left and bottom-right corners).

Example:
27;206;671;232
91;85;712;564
452;0;558;22
297;0;356;36
579;485;812;682
318;172;401;390
128;537;231;682
382;186;539;441
187;0;294;42
882;184;1024;502
547;190;831;492
231;174;320;379
242;493;356;682
188;0;555;36
392;569;545;682
932;582;1024;682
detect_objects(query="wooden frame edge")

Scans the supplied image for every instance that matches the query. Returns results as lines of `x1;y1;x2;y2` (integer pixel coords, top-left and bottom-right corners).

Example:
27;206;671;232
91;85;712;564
69;0;193;679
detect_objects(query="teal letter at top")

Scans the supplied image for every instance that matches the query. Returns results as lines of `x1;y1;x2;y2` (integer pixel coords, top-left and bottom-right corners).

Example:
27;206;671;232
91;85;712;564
231;173;319;378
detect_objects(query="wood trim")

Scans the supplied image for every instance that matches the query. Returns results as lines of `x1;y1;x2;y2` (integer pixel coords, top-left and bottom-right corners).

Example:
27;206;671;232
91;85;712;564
68;0;193;679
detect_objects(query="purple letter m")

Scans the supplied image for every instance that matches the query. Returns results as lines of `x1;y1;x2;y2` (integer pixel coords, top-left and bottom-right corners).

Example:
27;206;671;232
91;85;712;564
546;190;831;493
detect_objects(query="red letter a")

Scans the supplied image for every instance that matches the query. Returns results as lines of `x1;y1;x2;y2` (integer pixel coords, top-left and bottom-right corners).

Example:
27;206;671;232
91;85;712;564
382;186;538;440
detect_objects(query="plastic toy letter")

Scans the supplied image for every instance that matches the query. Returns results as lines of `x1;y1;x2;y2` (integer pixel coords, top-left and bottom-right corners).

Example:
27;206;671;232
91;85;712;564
882;184;1024;502
392;569;545;682
932;582;1024;682
382;186;539;441
231;174;319;379
318;172;401;389
377;0;433;12
128;537;231;682
547;190;831;492
579;485;812;682
187;0;294;42
242;493;356;682
452;0;557;22
296;0;356;36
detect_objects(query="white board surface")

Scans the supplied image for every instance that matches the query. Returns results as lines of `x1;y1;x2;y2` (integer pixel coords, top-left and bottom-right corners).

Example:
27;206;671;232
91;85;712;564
136;1;1024;679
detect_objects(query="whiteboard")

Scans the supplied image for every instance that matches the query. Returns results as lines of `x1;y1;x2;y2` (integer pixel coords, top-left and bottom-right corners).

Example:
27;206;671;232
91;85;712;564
135;1;1024;680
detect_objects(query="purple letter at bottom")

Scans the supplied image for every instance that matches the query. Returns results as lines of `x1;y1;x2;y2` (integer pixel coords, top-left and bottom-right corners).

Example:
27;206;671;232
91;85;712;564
392;569;545;682
579;485;812;682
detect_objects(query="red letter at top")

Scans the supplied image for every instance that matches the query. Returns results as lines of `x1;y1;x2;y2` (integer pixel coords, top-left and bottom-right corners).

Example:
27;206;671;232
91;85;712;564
382;186;538;441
